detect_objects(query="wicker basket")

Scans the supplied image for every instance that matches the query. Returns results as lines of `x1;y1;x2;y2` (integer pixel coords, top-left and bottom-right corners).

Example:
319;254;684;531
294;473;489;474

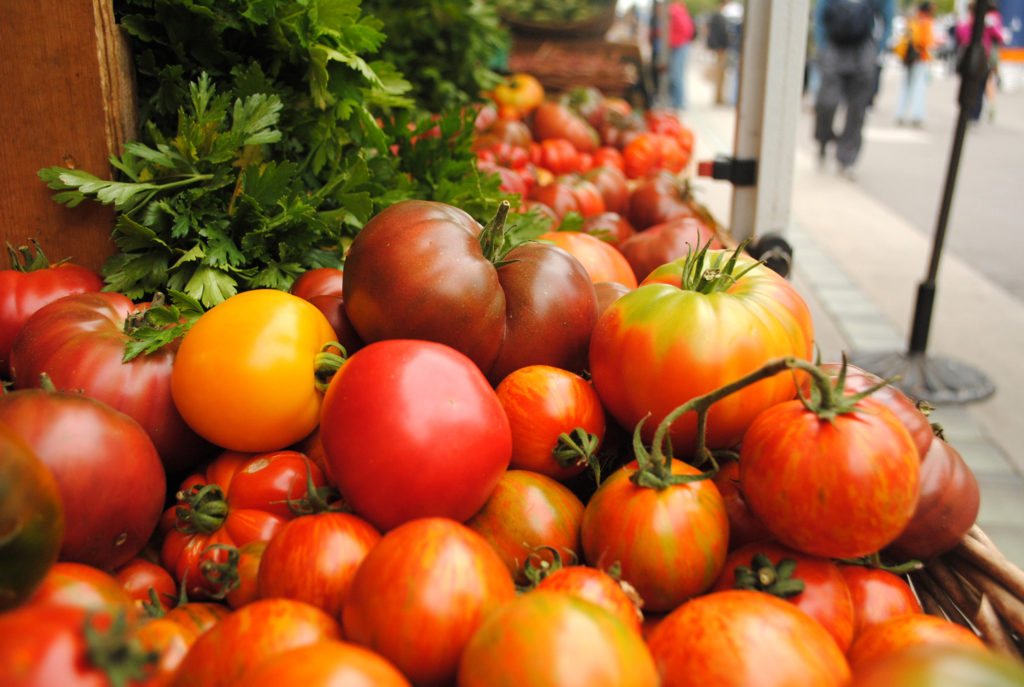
500;1;617;40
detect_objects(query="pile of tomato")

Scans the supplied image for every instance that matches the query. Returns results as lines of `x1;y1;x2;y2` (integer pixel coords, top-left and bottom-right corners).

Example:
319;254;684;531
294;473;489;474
2;75;1023;687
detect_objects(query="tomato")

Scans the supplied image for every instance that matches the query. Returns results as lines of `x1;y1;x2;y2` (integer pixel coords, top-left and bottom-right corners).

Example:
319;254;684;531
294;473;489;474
617;216;721;283
27;561;138;619
533;565;644;635
475;141;531;170
646;589;851;687
216;541;266;610
10;291;213;474
846;613;986;672
580;458;729;613
257;512;380;618
114;557;177;613
589;248;814;457
534;138;581;175
0;388;165;570
538;231;637;289
491;73;545;120
171;289;338;452
850;644;1024;686
739;395;920;559
457;590;658;687
169;598;342;687
0;422;63;611
232;640;411;687
581;213;634;250
319;340;510;531
494;365;606;481
838;564;922;639
133;601;231;686
530;101;599;153
473;119;533;151
591;147;625;173
0;240;103;379
621;133;686;179
710;457;773;551
479;161;530;196
712;540;856;651
342;200;599;385
159;449;329;598
527;180;582;219
886;436;980;561
289;266;345;299
644;110;695;165
303;294;364;358
626;172;700;231
342;517;517;687
465;469;585;584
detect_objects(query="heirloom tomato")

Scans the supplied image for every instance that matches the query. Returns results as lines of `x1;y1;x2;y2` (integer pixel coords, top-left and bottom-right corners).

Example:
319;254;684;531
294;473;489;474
591;148;626;173
159;449;329;598
530;101;599;153
838;564;922;639
527;180;583;219
465;469;585;584
457;590;659;687
289;266;345;299
739;394;920;559
0;422;63;611
491;73;545;120
494;365;605;481
581;211;635;246
0;388;165;570
594;281;632;317
621;132;686;179
533;138;581;175
617;215;721;283
626;172;700;230
114;557;177;613
0;240;103;378
589;246;814;456
473;118;533;150
133;601;231;686
850;644;1024;687
646;590;851;687
234;640;411;687
538;231;637;288
320;339;511;531
171;289;337;452
10;291;212;474
845;613;986;672
27;561;137;619
342;518;517;687
169;598;342;687
533;563;644;635
342;200;598;385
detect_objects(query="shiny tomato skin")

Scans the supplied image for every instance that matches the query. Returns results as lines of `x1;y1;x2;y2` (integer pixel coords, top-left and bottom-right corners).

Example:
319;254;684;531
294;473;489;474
534;566;644;635
171;289;338;453
538;231;637;289
528;180;582;219
739;397;920;559
626;172;698;231
712;540;856;652
850;644;1024;686
457;590;658;687
594;281;632;317
9;291;212;474
0;423;64;611
585;167;630;214
530;101;599;153
233;640;411;687
465;469;585;584
581;211;635;247
289;266;345;299
621;133;685;179
0;252;103;378
27;561;138;620
646;589;851;687
580;459;729;613
710;457;773;551
304;294;364;358
617;216;721;283
589;250;814;456
320;340;512;532
133;601;232;686
0;389;165;570
495;365;606;480
169;598;342;687
114;557;177;613
343;517;517;687
535;138;581;175
838;564;922;639
257;512;381;618
845;613;986;672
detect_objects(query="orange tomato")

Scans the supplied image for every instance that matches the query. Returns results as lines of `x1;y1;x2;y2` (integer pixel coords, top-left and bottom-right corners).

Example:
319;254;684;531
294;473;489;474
538;231;638;289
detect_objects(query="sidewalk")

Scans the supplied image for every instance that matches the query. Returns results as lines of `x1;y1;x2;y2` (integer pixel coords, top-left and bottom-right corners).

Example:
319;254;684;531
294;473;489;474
679;63;1024;567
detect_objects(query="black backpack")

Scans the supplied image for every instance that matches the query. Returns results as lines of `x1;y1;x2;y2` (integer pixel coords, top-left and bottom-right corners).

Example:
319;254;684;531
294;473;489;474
823;0;877;46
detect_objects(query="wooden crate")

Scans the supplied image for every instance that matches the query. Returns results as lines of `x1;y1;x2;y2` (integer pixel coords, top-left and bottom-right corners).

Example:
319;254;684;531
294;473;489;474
0;0;136;274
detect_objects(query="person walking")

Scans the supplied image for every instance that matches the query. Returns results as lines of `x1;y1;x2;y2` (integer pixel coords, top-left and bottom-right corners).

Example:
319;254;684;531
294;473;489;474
894;2;937;128
813;0;895;180
666;1;695;110
706;0;731;106
955;1;1008;123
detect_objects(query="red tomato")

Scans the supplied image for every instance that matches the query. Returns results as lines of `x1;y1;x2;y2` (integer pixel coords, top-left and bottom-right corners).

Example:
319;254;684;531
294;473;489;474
583;165;630;215
528;180;582;219
479;161;530;196
846;613;986;672
591;147;625;173
257;512;380;618
712;540;856;652
561;175;607;217
218;540;266;610
589;248;814;457
474;119;533;150
0;389;165;570
342;518;517;687
538;231;637;289
0;422;64;611
617;216;721;283
320;339;512;531
580;458;729;613
303;293;365;357
232;640;411;687
535;138;581;175
646;589;851;686
739;396;920;559
581;211;635;247
621;133;685;179
838;564;922;639
534;565;644;635
289;266;345;299
644;110;695;165
10;291;213;474
465;469;585;584
710;457;773;551
159;449;329;598
530;101;599;153
28;561;138;619
114;557;177;613
134;601;231;686
0;240;103;378
494;365;606;481
169;598;342;687
626;172;700;231
457;590;659;686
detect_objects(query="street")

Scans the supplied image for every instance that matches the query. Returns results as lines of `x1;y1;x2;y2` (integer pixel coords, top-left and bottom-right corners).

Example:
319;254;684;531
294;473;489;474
797;56;1024;303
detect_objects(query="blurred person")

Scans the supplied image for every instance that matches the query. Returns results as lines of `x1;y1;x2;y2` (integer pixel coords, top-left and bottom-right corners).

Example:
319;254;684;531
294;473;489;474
706;0;731;105
893;2;937;127
667;1;696;110
650;0;667;106
955;1;1008;122
813;0;895;180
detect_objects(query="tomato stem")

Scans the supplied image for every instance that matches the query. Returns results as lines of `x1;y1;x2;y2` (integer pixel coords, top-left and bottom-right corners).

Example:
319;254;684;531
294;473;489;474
83;608;159;687
314;342;348;392
552;427;602;485
175;484;229;534
478;200;512;264
732;552;806;598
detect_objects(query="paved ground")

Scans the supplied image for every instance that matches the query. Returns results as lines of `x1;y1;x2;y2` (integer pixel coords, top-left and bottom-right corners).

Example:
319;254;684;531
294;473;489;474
678;59;1024;567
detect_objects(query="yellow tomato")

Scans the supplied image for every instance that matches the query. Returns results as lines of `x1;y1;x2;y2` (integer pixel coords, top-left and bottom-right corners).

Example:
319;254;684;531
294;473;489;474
171;289;337;452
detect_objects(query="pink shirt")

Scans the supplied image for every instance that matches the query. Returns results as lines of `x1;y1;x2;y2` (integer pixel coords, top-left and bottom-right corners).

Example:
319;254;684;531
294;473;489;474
955;10;1006;55
669;2;695;48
